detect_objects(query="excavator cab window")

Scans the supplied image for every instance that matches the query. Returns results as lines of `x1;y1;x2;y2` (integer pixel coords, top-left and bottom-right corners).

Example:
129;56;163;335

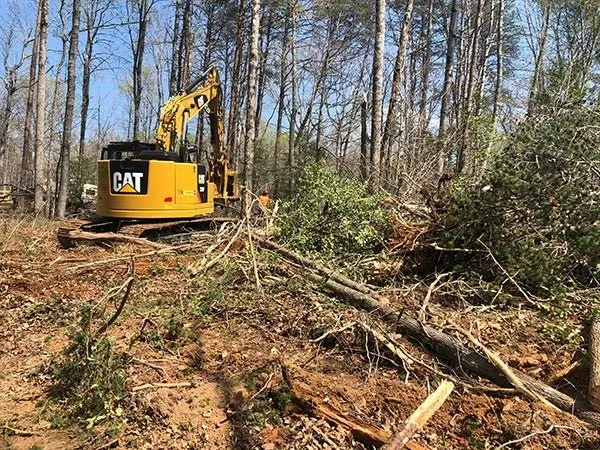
101;141;169;161
101;149;137;160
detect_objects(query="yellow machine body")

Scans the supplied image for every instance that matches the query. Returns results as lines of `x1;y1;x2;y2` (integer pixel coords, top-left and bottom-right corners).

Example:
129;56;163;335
96;67;238;220
97;160;217;219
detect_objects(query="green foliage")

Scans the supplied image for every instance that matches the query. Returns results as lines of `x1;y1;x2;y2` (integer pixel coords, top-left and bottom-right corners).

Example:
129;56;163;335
442;106;600;295
277;163;388;257
164;312;185;340
48;307;128;429
272;387;292;411
69;156;97;206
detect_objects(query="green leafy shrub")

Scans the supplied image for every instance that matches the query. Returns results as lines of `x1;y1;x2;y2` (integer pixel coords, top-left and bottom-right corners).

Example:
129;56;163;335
441;106;600;295
48;306;128;429
277;163;388;257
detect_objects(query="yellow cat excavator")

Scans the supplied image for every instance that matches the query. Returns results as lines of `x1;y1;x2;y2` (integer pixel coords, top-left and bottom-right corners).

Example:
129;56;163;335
97;66;238;220
58;67;238;246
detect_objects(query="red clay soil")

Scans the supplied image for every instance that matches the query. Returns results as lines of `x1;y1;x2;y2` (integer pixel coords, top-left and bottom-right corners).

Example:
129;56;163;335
0;218;598;449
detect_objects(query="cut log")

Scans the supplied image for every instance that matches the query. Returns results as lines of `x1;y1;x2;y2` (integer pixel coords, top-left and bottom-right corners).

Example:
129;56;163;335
382;380;454;449
589;316;600;412
260;240;600;428
58;227;167;249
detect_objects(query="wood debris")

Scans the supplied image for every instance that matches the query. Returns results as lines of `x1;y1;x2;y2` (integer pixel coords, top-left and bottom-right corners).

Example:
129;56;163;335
382;380;454;450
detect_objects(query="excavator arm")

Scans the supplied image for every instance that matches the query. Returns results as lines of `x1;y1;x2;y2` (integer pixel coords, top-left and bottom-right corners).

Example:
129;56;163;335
155;66;236;200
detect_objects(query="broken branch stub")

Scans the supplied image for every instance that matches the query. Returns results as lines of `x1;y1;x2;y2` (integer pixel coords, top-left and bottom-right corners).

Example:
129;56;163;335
589;316;600;412
382;380;454;450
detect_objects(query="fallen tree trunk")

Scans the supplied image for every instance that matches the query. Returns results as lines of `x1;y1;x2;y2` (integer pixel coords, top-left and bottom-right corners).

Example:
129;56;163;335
311;274;600;426
57;227;166;249
257;238;380;298
259;240;600;428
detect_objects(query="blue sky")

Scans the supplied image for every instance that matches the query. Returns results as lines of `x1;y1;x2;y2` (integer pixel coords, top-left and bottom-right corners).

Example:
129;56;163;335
0;0;540;151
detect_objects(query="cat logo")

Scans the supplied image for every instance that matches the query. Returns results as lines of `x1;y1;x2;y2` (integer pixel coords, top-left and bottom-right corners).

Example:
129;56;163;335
113;172;144;194
109;160;149;195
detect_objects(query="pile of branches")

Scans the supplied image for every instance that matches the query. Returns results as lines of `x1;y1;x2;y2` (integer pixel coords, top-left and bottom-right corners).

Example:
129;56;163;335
256;239;600;433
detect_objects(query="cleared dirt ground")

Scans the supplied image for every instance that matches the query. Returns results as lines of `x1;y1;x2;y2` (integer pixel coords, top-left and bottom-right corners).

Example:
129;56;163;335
0;218;598;449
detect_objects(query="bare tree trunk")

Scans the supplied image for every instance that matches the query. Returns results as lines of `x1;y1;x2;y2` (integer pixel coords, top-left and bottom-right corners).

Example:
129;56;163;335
491;0;504;127
381;0;414;186
0;31;26;159
47;1;69;217
79;0;112;169
169;0;182;95
152;45;163;131
273;10;290;196
370;0;385;193
79;4;94;165
457;0;483;173
255;5;273;138
20;4;42;191
527;3;551;114
131;0;150;141
244;0;261;208
343;52;370;173
56;0;81;219
314;19;338;161
478;0;503;174
288;0;297;196
360;92;368;180
177;0;192;88
293;24;334;152
404;31;419;180
474;1;494;114
438;0;459;176
34;0;49;214
197;9;214;155
227;0;245;161
419;0;433;135
314;82;326;161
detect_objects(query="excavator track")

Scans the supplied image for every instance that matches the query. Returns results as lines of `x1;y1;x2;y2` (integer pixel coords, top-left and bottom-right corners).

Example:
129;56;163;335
57;216;237;249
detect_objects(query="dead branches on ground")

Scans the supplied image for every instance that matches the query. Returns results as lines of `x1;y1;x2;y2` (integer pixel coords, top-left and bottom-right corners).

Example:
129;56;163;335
496;424;582;449
94;260;135;339
131;382;192;392
282;361;392;447
1;423;38;437
258;239;600;428
258;238;380;299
